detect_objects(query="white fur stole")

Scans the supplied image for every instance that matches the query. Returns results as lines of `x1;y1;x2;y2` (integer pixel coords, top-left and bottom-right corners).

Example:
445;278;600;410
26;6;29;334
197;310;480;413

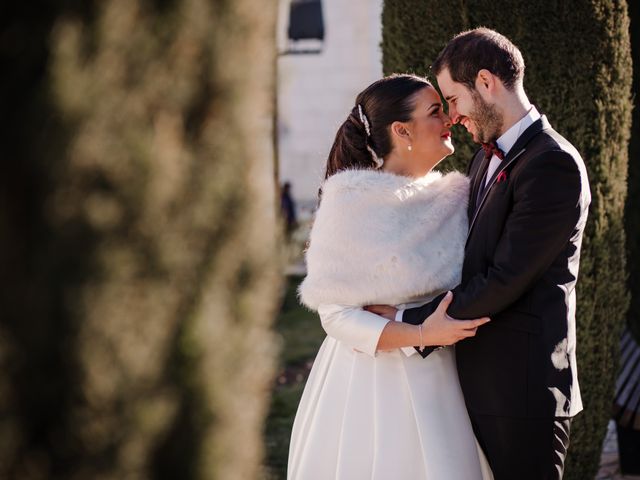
298;169;470;310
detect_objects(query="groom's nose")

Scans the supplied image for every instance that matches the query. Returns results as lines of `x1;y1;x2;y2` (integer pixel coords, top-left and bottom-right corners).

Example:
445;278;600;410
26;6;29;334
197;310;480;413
448;105;461;124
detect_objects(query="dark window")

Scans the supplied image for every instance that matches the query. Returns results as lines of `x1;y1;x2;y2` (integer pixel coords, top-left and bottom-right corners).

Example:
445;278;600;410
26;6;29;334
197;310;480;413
288;0;324;41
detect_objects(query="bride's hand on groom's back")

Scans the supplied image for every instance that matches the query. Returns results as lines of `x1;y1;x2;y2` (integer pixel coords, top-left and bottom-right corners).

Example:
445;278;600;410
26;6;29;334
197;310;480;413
425;292;491;346
364;304;397;321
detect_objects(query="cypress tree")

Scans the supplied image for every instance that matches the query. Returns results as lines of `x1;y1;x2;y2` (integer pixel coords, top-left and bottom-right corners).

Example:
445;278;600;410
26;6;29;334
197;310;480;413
626;0;640;342
382;1;633;478
0;1;281;479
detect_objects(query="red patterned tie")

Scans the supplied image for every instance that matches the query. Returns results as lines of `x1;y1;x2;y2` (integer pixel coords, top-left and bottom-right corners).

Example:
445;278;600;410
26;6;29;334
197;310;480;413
481;141;505;160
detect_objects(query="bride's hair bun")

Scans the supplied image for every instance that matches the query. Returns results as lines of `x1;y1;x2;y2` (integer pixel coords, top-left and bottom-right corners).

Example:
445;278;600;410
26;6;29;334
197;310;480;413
324;74;431;181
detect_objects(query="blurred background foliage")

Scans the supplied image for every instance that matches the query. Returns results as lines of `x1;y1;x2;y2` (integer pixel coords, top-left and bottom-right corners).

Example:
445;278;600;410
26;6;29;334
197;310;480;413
382;0;633;478
0;1;281;479
262;276;324;479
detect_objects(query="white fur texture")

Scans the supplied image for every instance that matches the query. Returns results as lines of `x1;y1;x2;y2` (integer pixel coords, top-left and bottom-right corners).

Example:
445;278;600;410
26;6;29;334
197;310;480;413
299;169;470;310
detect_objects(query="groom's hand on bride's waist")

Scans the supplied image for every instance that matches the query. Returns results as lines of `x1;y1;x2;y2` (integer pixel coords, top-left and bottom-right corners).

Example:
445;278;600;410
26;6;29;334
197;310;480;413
426;292;491;345
364;304;397;321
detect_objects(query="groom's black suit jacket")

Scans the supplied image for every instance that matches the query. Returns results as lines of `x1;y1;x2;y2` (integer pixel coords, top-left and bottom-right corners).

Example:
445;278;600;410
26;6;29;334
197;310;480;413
404;116;590;419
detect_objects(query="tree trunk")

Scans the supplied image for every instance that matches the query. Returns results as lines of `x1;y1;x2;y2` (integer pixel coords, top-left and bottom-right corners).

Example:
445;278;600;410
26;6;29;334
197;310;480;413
382;1;633;478
0;1;281;479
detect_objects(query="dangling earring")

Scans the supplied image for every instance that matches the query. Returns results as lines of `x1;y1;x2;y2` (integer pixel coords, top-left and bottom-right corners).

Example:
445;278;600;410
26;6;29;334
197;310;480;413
407;144;412;151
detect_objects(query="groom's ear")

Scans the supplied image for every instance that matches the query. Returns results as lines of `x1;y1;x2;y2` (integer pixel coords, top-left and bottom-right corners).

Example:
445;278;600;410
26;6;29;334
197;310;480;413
475;69;495;93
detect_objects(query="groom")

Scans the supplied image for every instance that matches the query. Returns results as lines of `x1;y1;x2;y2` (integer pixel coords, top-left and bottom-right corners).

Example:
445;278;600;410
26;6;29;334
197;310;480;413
370;28;590;479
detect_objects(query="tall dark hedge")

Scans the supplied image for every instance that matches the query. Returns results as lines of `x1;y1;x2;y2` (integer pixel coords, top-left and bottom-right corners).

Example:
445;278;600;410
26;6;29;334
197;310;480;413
0;1;281;479
626;0;640;342
382;1;633;478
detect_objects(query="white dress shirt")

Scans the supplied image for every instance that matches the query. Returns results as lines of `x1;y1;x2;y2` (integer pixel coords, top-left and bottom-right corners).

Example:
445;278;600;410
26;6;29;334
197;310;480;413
485;106;540;185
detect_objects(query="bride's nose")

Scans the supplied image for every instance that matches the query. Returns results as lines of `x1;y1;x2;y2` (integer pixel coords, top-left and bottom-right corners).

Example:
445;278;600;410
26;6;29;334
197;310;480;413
443;114;452;128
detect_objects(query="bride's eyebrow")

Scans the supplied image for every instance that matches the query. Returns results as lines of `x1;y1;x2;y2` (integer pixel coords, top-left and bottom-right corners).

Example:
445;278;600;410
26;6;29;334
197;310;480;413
427;103;440;111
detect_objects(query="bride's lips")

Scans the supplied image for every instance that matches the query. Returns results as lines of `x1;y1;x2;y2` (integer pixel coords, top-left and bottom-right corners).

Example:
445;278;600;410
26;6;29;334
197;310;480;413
441;131;452;139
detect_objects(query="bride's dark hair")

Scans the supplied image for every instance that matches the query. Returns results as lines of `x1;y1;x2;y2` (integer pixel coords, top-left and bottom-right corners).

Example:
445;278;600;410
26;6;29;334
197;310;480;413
324;74;432;180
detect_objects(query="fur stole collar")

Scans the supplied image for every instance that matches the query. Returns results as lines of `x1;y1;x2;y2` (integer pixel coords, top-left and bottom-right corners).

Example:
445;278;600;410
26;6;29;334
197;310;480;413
299;169;470;310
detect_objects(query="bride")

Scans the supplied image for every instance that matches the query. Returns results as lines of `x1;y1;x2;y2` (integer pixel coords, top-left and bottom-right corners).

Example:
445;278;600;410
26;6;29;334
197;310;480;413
287;74;494;479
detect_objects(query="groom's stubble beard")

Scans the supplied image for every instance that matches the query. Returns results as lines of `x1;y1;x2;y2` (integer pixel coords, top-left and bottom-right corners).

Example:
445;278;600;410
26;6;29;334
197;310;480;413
469;89;503;144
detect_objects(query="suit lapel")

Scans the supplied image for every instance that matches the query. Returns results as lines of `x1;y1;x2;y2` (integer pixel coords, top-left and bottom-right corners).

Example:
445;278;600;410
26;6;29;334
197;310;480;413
469;147;527;230
465;115;551;247
468;149;490;216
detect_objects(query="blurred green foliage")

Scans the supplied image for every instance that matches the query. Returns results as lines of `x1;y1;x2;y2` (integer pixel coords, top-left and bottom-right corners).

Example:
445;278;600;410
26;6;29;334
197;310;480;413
0;1;281;479
263;276;326;479
276;277;326;366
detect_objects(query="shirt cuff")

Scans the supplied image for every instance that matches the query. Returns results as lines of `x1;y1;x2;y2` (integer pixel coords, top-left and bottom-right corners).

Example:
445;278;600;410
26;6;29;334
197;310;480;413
395;308;418;357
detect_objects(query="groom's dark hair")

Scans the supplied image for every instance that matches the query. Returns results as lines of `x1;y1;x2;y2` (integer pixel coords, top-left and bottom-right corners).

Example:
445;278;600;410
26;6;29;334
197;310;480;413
432;28;525;91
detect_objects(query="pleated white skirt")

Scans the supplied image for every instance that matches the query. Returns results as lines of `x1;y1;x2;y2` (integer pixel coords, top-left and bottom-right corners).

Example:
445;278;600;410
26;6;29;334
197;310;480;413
288;337;493;479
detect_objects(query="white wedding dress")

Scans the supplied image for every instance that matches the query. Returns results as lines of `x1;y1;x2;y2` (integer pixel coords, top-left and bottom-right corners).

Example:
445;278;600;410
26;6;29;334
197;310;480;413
287;299;493;480
288;169;493;479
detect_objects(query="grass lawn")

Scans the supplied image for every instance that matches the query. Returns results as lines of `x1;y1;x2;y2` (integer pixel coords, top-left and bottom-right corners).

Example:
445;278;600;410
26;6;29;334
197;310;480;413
262;275;326;479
